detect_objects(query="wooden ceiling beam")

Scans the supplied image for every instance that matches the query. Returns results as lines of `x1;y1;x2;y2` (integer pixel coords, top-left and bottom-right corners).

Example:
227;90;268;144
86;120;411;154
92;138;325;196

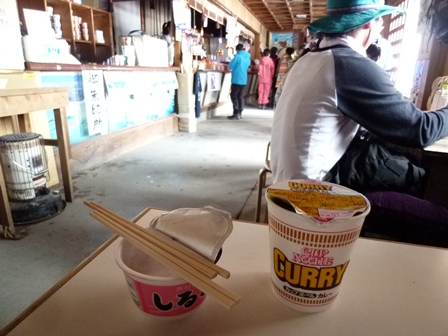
240;0;282;31
240;0;330;32
260;0;284;30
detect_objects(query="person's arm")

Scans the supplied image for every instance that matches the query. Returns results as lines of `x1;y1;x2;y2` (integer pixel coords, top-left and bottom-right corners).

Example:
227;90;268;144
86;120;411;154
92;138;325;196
333;48;448;148
229;54;239;70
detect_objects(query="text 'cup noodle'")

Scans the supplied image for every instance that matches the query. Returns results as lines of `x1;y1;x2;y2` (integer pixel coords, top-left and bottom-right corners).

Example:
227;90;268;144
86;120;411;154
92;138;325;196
266;179;370;313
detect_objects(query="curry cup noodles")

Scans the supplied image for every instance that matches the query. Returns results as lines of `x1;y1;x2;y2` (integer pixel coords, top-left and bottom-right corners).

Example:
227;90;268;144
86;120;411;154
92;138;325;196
266;179;370;313
115;238;206;320
149;207;233;262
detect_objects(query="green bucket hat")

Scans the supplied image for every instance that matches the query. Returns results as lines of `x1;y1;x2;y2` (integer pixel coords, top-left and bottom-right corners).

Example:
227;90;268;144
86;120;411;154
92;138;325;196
308;0;405;34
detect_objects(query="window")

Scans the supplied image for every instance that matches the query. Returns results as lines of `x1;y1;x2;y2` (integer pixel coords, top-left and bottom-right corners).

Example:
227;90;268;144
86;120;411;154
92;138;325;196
384;0;421;97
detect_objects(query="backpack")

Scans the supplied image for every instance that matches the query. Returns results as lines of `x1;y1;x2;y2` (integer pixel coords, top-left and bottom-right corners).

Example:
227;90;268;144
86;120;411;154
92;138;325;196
329;135;426;196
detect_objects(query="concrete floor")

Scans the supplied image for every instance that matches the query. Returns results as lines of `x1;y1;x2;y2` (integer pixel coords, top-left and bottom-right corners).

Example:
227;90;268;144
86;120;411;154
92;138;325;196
0;106;273;331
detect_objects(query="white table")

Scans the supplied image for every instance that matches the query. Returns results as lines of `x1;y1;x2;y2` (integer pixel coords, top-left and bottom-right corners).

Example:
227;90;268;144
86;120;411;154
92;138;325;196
3;209;448;336
424;136;448;155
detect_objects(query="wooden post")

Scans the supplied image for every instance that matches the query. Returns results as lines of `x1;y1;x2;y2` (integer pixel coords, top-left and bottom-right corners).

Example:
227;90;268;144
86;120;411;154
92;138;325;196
174;40;182;67
54;107;74;202
0;163;15;238
254;34;260;60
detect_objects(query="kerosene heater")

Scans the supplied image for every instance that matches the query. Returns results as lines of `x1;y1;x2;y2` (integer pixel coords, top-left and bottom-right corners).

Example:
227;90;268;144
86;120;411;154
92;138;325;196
0;132;65;224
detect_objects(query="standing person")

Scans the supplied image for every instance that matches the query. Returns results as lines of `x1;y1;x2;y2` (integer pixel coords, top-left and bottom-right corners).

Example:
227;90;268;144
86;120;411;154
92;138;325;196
271;0;448;247
161;21;172;45
274;45;309;106
275;47;295;89
161;21;174;66
366;41;381;62
269;47;280;69
227;44;251;120
257;49;275;109
376;36;394;71
269;47;280;107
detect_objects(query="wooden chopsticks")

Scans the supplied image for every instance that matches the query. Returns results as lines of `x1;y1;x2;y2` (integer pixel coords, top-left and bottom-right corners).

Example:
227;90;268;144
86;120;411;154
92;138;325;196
85;201;240;309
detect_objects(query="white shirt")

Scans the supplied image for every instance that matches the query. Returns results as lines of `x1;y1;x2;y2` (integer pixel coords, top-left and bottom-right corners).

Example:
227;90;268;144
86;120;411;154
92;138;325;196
271;37;362;183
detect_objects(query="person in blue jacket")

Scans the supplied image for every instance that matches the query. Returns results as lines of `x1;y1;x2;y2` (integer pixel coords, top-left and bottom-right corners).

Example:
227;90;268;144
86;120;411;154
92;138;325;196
227;44;251;120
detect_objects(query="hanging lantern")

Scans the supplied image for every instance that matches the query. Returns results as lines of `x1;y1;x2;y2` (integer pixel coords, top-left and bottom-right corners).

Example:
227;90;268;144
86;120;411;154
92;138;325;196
216;22;220;29
200;27;204;36
203;16;208;28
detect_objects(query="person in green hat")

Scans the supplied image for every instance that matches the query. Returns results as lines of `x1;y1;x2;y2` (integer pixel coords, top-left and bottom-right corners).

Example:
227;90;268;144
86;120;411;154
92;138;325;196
270;0;448;247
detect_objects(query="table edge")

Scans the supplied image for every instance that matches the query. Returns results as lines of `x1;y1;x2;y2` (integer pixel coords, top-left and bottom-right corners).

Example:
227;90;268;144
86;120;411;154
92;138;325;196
0;207;151;335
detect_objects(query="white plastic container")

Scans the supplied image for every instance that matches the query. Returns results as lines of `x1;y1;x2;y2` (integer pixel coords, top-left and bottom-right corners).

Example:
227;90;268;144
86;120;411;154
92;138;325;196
115;237;206;320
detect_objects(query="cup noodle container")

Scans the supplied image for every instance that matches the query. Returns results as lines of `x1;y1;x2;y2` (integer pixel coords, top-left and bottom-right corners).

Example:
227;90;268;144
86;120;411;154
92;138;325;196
115;238;206;320
266;179;370;313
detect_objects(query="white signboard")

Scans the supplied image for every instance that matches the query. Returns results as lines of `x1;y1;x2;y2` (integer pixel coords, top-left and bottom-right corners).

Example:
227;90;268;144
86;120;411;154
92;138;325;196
82;70;107;136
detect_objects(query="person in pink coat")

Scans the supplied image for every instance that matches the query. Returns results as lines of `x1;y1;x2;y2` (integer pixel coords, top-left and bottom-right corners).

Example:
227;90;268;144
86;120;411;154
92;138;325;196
257;49;275;109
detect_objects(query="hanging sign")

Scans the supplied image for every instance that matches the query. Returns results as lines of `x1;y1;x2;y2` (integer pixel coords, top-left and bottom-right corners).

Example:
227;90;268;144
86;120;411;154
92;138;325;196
82;70;107;136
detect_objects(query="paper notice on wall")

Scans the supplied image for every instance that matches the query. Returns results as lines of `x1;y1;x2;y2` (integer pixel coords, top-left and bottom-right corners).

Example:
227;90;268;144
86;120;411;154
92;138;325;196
82;70;108;136
0;0;25;70
206;72;223;92
172;0;191;30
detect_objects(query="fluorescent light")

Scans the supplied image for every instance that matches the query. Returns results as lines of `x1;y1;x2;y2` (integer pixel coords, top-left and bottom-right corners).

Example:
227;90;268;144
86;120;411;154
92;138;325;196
296;14;307;18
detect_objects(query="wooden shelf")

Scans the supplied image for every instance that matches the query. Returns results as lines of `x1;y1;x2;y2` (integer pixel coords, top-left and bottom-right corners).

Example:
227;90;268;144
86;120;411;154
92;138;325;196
75;40;93;44
17;0;114;64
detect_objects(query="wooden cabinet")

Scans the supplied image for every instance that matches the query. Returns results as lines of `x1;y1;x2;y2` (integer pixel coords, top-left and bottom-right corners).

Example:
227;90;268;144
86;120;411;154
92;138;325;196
17;0;114;64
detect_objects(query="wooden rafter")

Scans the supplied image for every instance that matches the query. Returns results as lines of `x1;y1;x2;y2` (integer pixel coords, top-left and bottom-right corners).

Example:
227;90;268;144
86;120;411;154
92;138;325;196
261;0;283;30
240;0;328;31
284;0;296;22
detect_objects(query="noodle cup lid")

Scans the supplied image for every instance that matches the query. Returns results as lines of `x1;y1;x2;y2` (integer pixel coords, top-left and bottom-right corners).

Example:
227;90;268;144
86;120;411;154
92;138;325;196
149;207;233;262
267;179;370;223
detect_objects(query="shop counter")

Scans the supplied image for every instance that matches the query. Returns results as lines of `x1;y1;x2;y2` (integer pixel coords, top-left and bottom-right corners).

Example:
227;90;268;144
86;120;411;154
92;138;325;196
15;63;181;145
0;64;180;176
196;70;258;116
25;62;181;72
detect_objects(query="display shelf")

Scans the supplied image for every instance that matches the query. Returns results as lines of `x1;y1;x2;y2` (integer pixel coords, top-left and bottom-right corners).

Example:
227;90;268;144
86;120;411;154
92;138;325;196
75;40;93;44
17;0;114;64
